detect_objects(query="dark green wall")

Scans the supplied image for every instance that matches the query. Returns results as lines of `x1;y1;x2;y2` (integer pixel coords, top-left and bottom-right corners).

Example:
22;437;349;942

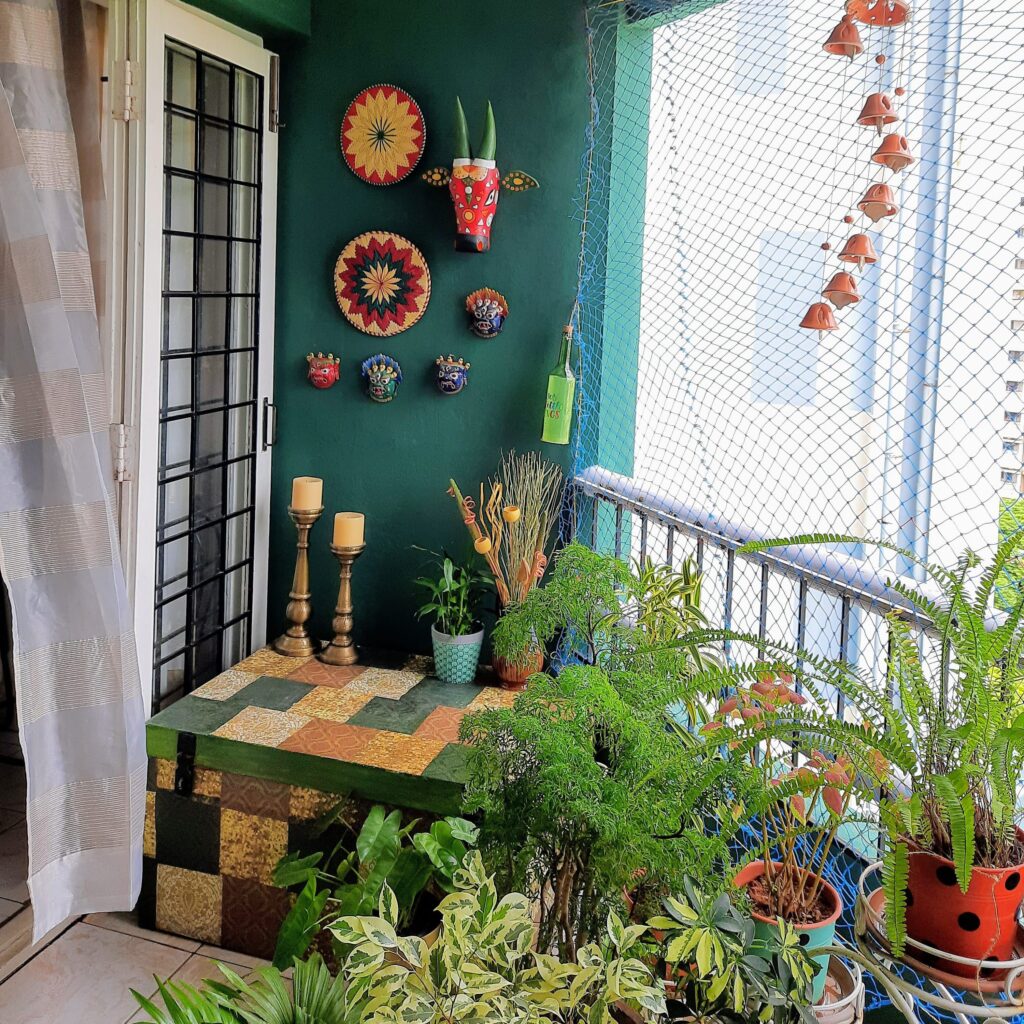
267;0;588;653
191;0;310;40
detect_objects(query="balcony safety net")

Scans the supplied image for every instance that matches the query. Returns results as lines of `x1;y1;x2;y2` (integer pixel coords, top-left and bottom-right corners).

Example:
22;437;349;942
567;0;1024;1016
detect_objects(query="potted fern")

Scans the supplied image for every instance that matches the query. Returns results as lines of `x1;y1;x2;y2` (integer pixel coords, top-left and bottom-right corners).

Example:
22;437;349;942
741;532;1024;975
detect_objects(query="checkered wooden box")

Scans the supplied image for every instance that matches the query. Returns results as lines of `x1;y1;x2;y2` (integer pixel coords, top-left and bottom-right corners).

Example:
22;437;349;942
139;648;515;959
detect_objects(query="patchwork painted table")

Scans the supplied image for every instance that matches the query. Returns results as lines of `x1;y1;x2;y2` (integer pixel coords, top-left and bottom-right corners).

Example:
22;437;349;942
138;647;515;958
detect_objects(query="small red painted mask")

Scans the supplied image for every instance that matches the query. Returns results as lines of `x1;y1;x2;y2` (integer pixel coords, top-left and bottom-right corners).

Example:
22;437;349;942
306;353;340;389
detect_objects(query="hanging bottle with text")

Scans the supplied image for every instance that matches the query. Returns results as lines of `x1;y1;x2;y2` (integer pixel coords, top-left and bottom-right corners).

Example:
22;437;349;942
541;324;575;445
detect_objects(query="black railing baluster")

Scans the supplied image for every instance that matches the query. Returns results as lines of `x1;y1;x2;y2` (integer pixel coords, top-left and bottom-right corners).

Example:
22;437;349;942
591;496;600;548
696;537;704;573
614;504;623;560
724;547;735;662
666;525;674;565
758;563;769;643
837;594;851;721
639;514;648;563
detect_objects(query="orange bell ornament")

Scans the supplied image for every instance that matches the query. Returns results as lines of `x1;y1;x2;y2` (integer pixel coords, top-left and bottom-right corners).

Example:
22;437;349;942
857;183;898;223
846;0;911;27
838;233;878;269
823;15;864;58
800;302;838;340
872;133;915;172
857;93;898;135
823;272;861;309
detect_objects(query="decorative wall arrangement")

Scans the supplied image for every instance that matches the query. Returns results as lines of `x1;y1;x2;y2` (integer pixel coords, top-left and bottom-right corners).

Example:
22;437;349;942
801;0;913;342
306;352;340;389
361;353;403;402
465;288;508;338
334;231;431;337
422;98;538;253
340;84;426;186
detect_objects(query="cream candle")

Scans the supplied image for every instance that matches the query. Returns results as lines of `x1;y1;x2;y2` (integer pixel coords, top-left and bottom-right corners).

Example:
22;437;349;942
291;476;323;510
333;512;365;547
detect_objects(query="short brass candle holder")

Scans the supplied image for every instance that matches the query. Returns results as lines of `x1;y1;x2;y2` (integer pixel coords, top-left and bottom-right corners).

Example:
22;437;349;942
272;505;323;658
318;543;366;666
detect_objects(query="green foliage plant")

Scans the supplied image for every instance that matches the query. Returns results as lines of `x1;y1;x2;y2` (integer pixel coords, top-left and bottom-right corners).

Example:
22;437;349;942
271;805;478;969
332;852;666;1024
414;553;487;637
648;877;817;1024
740;532;1024;956
131;952;400;1024
459;660;745;959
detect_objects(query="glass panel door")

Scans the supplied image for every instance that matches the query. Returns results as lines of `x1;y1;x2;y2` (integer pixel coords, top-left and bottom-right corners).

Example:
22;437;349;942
153;39;265;711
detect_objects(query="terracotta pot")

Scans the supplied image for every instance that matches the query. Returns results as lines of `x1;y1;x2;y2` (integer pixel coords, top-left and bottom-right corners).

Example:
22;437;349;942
904;831;1024;975
734;860;842;1004
493;648;543;690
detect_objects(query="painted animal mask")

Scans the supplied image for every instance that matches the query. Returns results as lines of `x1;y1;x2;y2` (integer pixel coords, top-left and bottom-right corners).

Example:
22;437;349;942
306;352;341;389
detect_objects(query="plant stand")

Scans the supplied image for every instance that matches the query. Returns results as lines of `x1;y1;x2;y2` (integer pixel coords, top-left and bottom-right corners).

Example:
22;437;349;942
818;863;1024;1024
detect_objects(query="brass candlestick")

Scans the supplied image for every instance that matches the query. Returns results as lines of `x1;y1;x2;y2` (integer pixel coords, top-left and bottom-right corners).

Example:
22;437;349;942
272;506;323;657
319;543;366;666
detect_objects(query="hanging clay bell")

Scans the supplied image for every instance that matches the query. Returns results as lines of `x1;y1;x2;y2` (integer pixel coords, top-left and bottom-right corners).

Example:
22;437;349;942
857;93;898;135
823;272;861;310
872;133;915;172
857;183;898;223
800;302;838;341
823;15;864;58
846;0;910;28
838;233;878;269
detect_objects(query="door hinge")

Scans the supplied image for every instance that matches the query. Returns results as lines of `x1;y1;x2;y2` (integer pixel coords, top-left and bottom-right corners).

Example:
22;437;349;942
113;422;131;483
262;398;277;451
111;59;140;122
269;54;282;132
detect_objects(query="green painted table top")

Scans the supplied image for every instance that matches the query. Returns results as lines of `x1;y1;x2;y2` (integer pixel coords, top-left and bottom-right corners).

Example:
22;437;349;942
146;648;515;815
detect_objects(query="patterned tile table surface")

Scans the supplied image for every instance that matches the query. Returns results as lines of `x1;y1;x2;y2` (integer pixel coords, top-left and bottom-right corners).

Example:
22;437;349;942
140;648;516;957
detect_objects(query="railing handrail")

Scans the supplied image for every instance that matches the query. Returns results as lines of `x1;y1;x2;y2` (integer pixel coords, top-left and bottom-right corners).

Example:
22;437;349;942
574;465;930;626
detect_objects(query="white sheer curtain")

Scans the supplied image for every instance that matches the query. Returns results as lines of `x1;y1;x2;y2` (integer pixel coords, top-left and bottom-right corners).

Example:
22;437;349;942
0;0;146;939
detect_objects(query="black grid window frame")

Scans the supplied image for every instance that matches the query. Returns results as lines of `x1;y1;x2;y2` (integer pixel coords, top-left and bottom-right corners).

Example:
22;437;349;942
154;40;264;713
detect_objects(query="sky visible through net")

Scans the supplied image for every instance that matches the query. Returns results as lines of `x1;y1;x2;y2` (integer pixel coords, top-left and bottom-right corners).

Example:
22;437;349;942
568;0;1024;1015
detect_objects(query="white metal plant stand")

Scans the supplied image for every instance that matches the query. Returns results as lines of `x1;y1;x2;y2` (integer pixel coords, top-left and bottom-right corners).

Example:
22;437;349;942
820;863;1024;1024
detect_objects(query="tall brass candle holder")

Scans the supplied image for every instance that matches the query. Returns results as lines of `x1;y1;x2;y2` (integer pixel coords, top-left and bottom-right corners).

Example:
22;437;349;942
318;543;366;666
272;506;323;657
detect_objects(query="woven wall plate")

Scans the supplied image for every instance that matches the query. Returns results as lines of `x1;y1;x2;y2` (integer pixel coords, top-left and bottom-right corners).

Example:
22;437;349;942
340;84;426;186
334;231;431;337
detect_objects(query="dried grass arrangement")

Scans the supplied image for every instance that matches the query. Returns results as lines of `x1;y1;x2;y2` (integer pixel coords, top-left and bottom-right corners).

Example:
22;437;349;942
447;450;563;608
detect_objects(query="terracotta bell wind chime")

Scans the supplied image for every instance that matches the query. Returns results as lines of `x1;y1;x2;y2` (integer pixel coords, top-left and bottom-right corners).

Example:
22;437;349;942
801;0;914;343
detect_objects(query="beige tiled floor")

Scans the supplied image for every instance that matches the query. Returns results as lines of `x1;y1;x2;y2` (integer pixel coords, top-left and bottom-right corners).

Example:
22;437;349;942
0;913;267;1023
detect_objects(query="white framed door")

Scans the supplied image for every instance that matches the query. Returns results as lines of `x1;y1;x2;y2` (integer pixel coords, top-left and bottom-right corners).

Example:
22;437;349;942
130;0;278;713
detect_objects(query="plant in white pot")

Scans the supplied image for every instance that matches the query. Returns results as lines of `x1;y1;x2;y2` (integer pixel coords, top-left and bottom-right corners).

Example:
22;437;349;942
415;553;488;685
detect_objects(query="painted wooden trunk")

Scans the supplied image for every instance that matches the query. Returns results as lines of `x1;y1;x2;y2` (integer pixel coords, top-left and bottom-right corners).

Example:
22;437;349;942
138;647;514;959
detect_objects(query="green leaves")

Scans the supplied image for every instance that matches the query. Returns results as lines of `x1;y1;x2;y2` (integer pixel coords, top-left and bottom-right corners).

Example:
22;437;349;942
882;835;910;958
934;772;976;892
413;552;488;637
271;875;329;969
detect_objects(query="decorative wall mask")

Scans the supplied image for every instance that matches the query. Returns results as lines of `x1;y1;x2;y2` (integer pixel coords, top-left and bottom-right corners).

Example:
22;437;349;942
435;355;471;395
306;352;341;389
361;354;403;403
465;288;509;338
334;231;431;337
341;84;425;185
422;98;538;253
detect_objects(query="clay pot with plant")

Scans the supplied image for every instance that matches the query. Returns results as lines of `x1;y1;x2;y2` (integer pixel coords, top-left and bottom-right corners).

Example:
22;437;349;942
697;668;891;1003
741;532;1024;979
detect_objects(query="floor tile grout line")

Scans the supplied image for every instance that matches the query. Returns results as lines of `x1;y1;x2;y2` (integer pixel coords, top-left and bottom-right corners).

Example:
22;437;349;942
82;917;202;955
0;910;79;985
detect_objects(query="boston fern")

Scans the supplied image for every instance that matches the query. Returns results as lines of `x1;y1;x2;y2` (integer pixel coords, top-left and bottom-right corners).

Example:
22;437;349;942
740;531;1024;956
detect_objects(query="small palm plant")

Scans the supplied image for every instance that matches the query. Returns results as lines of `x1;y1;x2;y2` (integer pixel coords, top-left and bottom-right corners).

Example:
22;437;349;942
740;531;1024;959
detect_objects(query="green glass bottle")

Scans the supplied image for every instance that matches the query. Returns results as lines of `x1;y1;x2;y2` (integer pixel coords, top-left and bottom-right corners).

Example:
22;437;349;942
541;325;575;445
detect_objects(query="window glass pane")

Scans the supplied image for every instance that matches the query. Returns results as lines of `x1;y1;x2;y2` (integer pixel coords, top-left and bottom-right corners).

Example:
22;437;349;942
201;119;230;177
202;57;231;120
198;296;228;350
166;174;195;232
232;185;257;239
165;111;196;169
235;71;258;128
164;235;194;292
234;128;258;184
163;297;192;352
201;180;230;235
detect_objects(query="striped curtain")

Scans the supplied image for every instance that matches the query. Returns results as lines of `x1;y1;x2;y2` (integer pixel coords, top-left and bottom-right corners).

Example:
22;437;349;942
0;0;146;939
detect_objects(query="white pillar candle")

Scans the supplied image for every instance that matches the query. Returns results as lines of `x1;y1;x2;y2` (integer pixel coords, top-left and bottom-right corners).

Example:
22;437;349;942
333;512;365;547
291;476;323;510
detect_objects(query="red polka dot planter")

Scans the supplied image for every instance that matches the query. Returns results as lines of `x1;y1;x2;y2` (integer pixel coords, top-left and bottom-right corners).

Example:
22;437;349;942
905;833;1024;976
